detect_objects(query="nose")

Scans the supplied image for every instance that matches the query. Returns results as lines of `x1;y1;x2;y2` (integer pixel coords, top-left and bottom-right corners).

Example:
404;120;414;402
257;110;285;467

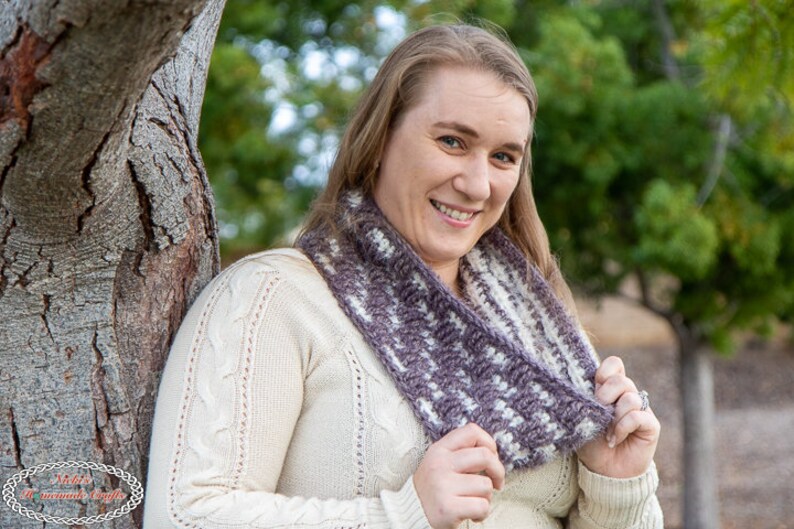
452;153;491;202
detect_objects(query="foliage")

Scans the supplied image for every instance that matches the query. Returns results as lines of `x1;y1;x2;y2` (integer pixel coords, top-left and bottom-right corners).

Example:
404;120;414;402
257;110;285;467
634;180;719;281
697;0;794;113
516;1;794;352
199;0;794;349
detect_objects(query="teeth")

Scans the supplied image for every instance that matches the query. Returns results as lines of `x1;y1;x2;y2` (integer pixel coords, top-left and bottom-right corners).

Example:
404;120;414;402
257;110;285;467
431;200;475;221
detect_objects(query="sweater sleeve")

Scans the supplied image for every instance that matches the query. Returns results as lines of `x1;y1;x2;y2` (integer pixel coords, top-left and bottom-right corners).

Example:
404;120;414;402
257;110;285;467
147;256;432;529
566;460;663;529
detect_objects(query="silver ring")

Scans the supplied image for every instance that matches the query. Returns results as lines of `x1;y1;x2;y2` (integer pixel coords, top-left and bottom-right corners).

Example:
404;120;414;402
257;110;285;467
638;390;650;411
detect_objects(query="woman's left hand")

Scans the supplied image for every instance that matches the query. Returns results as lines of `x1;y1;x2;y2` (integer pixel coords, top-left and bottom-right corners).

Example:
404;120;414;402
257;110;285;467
577;356;661;479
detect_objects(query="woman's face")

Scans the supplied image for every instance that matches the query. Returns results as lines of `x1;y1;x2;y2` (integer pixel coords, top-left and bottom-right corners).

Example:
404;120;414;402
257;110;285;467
373;65;530;280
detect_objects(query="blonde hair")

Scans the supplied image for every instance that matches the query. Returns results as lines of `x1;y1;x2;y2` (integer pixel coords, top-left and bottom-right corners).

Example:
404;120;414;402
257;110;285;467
299;23;577;312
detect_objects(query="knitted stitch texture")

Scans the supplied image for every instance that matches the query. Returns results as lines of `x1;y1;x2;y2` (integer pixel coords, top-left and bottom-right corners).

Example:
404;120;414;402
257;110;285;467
297;191;614;471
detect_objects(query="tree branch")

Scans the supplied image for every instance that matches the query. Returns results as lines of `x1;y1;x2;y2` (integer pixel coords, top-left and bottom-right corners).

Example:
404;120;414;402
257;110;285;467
697;114;733;206
633;269;674;320
651;0;681;81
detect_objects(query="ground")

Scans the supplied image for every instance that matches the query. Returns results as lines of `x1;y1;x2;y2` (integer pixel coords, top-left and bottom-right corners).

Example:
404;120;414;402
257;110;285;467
578;295;794;529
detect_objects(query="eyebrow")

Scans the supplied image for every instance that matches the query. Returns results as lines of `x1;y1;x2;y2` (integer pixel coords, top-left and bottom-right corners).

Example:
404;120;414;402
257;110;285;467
432;121;525;154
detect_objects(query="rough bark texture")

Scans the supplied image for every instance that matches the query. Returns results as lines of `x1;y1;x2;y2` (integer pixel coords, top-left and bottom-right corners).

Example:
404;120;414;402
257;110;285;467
0;1;224;527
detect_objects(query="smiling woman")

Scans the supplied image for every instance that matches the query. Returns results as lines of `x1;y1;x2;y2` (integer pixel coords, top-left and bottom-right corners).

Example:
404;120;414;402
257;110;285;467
373;66;528;292
143;23;663;529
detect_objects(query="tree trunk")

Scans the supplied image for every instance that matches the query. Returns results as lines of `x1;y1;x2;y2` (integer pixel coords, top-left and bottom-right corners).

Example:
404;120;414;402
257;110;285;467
0;1;225;528
678;329;720;529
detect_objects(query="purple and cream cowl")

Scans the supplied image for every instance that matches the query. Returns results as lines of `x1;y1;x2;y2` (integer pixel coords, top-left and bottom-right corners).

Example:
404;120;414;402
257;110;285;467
297;190;613;471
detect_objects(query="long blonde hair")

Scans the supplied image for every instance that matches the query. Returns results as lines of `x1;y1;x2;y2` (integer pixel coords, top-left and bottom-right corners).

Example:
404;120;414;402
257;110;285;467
299;24;577;312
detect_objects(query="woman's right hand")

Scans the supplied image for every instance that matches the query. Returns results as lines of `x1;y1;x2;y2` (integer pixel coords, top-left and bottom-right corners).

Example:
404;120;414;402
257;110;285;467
413;422;505;529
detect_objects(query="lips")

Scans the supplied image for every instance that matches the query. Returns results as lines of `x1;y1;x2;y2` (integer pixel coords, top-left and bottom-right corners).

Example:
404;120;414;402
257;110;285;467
430;199;478;221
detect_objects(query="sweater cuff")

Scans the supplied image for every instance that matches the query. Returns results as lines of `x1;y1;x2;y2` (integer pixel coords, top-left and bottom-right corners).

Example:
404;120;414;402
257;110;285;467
376;475;432;529
577;460;659;529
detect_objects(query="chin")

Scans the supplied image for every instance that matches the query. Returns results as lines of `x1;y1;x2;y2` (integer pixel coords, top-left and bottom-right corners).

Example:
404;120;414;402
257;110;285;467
427;247;473;263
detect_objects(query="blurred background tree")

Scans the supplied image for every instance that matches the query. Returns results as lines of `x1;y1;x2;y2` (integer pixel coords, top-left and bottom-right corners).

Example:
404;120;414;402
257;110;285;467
517;3;794;528
198;1;794;528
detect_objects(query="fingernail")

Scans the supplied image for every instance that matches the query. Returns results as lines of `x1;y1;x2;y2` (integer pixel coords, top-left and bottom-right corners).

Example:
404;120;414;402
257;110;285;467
607;435;615;448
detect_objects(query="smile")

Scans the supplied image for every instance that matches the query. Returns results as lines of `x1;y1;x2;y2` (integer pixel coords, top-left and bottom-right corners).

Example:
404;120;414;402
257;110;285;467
430;199;477;221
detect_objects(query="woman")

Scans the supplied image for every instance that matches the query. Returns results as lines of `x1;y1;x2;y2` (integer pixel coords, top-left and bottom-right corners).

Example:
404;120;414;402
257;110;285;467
143;24;663;529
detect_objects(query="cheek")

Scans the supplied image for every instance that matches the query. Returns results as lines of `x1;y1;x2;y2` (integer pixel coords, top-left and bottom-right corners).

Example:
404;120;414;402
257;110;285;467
493;173;521;205
485;174;520;226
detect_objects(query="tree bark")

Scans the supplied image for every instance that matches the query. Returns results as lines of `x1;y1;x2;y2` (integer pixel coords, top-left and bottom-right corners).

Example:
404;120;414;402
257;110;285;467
0;1;224;527
677;326;720;529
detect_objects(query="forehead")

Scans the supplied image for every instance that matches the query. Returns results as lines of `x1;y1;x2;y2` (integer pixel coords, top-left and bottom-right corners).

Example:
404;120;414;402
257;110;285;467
406;66;531;141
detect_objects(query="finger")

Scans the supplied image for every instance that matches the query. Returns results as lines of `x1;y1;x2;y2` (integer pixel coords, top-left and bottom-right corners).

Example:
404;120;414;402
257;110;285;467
435;422;499;454
595;373;638;407
451;447;506;490
448;496;491;524
448;473;496;500
606;390;644;442
451;446;499;474
594;356;625;388
613;390;645;423
420;493;491;527
611;409;661;447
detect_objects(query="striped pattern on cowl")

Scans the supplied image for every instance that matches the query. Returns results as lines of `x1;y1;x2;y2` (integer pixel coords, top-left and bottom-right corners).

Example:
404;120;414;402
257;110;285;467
296;190;613;471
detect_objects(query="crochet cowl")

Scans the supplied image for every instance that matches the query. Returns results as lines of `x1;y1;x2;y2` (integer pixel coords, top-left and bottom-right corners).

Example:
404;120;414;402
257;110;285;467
296;190;613;471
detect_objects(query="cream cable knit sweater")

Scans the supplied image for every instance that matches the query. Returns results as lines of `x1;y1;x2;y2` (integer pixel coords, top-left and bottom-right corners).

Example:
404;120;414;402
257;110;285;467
143;248;663;529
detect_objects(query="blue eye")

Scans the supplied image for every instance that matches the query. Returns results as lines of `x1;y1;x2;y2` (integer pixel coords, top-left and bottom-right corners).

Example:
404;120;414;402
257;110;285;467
440;136;462;149
493;152;516;164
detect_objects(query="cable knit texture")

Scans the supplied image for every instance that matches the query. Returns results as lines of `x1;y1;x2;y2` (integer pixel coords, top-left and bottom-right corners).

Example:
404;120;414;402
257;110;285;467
297;190;612;471
143;248;663;529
